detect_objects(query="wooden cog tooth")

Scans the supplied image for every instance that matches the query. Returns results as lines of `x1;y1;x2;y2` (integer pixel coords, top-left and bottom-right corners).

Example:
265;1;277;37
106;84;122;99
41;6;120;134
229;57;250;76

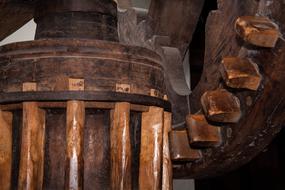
186;114;222;148
220;57;262;90
169;130;202;162
201;89;241;123
235;16;280;48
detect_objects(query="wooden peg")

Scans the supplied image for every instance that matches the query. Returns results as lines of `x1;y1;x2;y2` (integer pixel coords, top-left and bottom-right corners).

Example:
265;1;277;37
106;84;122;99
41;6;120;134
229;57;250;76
162;112;173;190
23;82;37;92
139;107;164;190
201;89;241;123
18;102;46;190
66;77;85;190
235;16;280;48
169;130;202;162
110;102;132;190
65;100;85;190
0;111;13;190
68;78;84;91
220;57;262;90
116;83;131;93
186;114;222;148
150;89;160;98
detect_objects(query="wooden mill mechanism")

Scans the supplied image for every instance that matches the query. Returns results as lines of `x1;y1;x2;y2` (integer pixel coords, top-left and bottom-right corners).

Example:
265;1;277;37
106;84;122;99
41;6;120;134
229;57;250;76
0;0;285;190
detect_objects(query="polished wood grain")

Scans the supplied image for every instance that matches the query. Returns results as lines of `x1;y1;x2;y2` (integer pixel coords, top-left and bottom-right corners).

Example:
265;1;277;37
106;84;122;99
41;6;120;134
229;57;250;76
235;16;280;48
65;101;85;190
162;112;173;190
169;130;202;162
0;110;13;190
201;89;241;123
220;57;262;91
186;114;222;148
111;102;132;190
139;106;164;190
18;102;46;190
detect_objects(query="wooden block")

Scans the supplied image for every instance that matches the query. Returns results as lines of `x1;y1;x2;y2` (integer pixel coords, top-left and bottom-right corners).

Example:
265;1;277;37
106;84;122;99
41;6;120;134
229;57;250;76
162;112;173;190
169;130;202;162
68;78;85;91
0;111;13;190
23;82;37;92
139;107;164;190
110;102;132;190
235;16;279;48
186;114;222;148
201;89;241;123
65;101;85;190
18;102;46;190
220;57;262;90
150;89;160;97
116;83;131;93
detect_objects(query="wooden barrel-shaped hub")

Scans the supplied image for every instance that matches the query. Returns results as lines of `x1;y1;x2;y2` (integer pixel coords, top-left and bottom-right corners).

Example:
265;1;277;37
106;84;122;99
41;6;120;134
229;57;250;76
0;38;172;189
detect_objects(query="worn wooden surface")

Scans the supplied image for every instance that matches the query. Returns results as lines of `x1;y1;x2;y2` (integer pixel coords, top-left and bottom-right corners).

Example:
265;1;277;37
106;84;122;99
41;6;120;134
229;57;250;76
178;0;285;178
186;114;222;148
111;103;132;190
0;110;13;190
139;106;164;190
148;0;205;52
169;130;202;162
220;57;262;90
162;112;173;190
18;102;45;190
235;16;280;48
65;101;85;190
201;89;241;123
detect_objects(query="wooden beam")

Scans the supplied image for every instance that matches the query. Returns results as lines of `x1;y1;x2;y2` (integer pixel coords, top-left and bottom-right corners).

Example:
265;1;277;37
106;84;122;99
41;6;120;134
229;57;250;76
18;102;46;190
65;100;85;190
111;102;132;190
162;112;173;190
139;106;164;190
0;110;13;190
148;0;205;52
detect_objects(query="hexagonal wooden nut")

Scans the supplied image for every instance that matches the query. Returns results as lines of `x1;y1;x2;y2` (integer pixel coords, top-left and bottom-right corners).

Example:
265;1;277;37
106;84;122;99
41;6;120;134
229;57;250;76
169;130;202;162
186;114;222;148
235;16;279;48
220;57;262;90
201;89;241;123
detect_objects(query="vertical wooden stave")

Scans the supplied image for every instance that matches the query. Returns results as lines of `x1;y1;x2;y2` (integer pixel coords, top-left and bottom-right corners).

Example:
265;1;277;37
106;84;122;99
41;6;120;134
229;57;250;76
65;100;85;190
162;112;173;190
0;110;13;190
18;102;46;190
110;102;132;190
139;106;164;190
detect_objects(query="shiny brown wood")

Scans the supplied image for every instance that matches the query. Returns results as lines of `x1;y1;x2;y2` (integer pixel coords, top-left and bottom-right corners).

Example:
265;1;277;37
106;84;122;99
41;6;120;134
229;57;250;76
110;102;132;190
201;89;241;123
169;130;202;162
235;16;280;48
162;112;173;190
220;57;262;90
0;110;13;190
65;101;85;190
139;107;164;190
186;114;222;148
18;102;46;190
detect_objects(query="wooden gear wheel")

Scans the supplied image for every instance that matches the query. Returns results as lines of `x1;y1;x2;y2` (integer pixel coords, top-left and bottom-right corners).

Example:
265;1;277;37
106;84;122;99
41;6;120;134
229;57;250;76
0;0;284;189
